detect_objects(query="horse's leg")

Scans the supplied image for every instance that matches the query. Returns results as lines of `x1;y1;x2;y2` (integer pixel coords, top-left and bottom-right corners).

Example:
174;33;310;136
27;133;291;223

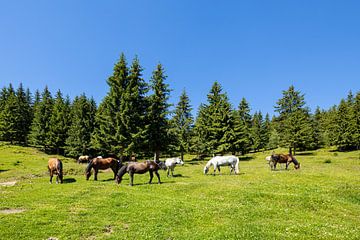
217;166;221;175
49;170;53;184
286;162;289;170
112;166;117;180
149;170;154;184
94;168;98;181
56;174;59;184
129;171;134;186
274;162;277;170
155;170;161;184
167;168;170;177
171;167;174;177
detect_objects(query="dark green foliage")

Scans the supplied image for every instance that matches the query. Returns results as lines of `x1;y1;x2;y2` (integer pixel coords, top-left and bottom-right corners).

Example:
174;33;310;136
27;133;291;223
0;84;32;144
65;94;96;157
28;86;53;151
193;82;233;155
236;98;252;154
274;85;314;154
251;111;264;152
48;90;71;154
146;63;171;160
170;89;193;160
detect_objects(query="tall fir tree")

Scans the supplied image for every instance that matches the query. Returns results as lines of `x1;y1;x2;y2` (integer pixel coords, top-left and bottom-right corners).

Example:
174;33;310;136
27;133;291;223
66;94;96;157
91;53;128;155
354;92;360;149
0;85;17;143
146;63;171;160
28;86;53;151
274;85;313;154
237;97;252;154
48;90;71;154
251;111;264;152
171;89;193;160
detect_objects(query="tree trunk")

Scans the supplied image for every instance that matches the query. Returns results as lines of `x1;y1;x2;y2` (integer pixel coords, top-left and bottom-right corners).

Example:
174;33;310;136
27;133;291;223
154;150;160;162
180;151;184;161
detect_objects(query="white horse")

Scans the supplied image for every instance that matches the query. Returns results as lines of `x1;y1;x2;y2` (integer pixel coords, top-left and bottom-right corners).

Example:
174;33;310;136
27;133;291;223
204;155;239;175
165;157;184;177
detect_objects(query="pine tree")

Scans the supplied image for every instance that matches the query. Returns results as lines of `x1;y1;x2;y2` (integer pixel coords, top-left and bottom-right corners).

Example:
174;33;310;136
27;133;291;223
48;90;70;154
192;104;209;155
28;86;53;151
193;82;233;155
66;94;96;157
251;111;264;152
91;53;128;155
354;92;360;149
0;85;17;143
333;98;355;150
171;89;193;160
274;85;313;154
146;63;171;160
237;97;252;154
262;113;271;150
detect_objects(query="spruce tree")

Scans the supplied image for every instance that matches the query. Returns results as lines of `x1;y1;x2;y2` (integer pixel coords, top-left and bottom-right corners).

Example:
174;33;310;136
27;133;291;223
28;86;53;151
66;94;96;157
48;90;70;154
146;63;171;160
354;92;360;149
0;86;17;143
237;97;252;154
171;89;193;160
251;111;264;152
274;85;313;154
333;98;355;150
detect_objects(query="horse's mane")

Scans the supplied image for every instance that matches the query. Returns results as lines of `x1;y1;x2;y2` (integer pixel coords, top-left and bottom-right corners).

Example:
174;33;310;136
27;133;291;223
291;156;299;166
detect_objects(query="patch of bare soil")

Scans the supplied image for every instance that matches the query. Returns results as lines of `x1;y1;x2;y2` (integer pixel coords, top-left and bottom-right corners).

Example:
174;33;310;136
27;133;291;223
0;208;25;214
0;181;16;187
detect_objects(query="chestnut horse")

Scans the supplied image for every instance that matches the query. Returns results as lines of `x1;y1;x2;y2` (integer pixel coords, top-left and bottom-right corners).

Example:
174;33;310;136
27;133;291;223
116;160;167;186
85;157;122;181
270;153;300;170
48;158;63;184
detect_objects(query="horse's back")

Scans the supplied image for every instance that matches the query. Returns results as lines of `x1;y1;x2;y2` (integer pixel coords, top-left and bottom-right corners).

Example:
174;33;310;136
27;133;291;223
211;155;238;165
48;158;62;171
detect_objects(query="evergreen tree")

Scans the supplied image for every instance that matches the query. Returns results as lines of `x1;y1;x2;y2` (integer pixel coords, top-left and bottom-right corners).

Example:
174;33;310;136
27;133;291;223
251;111;264;152
48;90;70;154
66;94;96;157
91;53;128;155
192;104;209;155
274;85;313;154
333;98;355;150
146;63;171;160
0;86;17;143
262;113;271;150
171;89;193;160
354;92;360;149
28;86;53;151
14;83;32;144
237;97;252;154
120;56;148;155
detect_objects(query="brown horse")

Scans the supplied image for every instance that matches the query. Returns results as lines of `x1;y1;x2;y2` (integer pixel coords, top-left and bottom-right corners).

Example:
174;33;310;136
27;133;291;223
270;153;300;170
116;160;167;186
48;158;63;184
85;157;122;181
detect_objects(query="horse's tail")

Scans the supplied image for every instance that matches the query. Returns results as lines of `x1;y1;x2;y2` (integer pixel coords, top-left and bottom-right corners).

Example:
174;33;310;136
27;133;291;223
116;164;128;184
85;159;94;176
234;156;240;174
57;159;63;183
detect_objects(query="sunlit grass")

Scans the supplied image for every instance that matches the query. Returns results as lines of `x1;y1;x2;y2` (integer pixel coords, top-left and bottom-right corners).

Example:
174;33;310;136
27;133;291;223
1;142;359;239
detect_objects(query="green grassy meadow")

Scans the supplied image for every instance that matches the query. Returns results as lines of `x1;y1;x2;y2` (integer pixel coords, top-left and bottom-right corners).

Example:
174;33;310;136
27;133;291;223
1;142;360;239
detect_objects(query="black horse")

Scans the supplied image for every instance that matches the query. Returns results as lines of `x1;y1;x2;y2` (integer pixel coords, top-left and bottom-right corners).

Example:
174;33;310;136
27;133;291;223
116;160;167;186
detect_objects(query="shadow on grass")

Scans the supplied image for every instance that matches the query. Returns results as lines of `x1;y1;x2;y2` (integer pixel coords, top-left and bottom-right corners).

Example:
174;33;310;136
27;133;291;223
167;174;190;178
296;152;315;156
100;178;117;182
0;169;9;173
121;181;176;186
238;156;254;161
63;178;77;183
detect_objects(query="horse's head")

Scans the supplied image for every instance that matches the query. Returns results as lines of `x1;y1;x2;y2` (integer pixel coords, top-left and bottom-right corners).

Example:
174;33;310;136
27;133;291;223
204;166;209;174
294;163;300;169
156;161;167;170
176;158;184;166
85;170;91;180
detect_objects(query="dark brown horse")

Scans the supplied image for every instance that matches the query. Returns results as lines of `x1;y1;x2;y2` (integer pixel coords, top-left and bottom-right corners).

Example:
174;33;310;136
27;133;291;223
270;153;300;170
85;157;122;181
48;158;63;184
116;160;167;186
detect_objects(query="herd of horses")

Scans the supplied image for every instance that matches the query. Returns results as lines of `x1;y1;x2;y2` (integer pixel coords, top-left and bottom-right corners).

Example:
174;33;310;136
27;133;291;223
47;153;300;185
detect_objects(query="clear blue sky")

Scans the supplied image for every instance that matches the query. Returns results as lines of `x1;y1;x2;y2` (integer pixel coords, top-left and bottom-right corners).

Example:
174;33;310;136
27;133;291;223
1;1;360;116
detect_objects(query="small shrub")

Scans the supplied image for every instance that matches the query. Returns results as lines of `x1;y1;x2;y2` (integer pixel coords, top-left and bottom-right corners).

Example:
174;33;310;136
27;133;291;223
324;159;332;164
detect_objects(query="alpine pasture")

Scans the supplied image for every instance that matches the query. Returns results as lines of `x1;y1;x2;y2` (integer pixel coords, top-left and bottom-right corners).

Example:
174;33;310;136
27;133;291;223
1;142;359;239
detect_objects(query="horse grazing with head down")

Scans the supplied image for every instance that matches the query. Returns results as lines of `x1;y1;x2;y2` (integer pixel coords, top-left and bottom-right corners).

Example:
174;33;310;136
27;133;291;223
204;155;239;175
165;157;184;177
116;160;167;186
48;158;63;184
85;157;122;181
270;153;300;170
77;155;90;164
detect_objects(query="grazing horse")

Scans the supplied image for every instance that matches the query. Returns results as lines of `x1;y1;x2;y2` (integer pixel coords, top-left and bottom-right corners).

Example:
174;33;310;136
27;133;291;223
270;153;300;170
116;160;167;186
204;155;239;175
48;158;63;184
165;157;184;177
85;157;122;181
77;155;90;164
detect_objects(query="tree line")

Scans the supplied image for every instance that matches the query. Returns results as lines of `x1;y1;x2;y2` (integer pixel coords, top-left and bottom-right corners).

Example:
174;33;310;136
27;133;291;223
1;53;359;159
